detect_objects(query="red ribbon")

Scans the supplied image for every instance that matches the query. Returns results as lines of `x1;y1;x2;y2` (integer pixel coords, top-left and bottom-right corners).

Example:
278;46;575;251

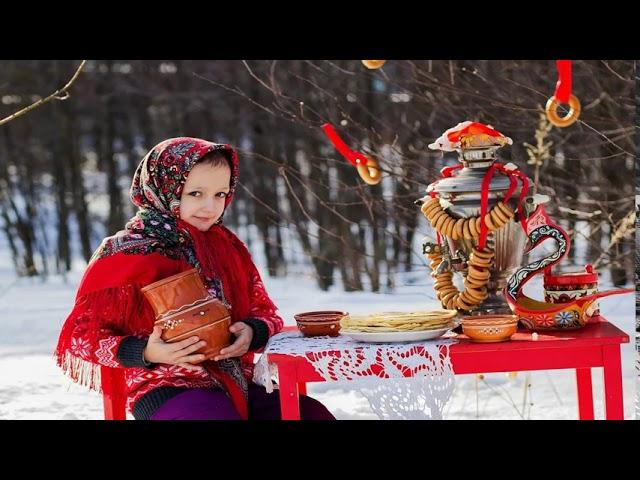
321;123;368;167
494;164;529;232
509;170;529;233
478;164;498;250
493;164;518;202
477;163;529;250
554;60;572;104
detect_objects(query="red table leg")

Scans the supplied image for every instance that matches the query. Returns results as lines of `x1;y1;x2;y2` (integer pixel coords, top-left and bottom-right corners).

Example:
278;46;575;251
298;382;307;396
277;362;301;420
575;368;594;420
602;344;624;420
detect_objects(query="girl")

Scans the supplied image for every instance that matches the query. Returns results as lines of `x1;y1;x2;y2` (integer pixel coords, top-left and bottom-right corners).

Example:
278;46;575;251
55;137;334;420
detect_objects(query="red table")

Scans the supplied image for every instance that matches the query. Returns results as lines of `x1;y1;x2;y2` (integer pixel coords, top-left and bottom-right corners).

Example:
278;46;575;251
266;318;629;420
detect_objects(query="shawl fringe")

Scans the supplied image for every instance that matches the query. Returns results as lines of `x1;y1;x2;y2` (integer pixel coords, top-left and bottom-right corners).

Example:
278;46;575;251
55;282;156;392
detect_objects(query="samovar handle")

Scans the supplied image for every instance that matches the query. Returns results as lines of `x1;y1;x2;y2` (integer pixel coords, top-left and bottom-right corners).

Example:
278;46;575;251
504;204;571;301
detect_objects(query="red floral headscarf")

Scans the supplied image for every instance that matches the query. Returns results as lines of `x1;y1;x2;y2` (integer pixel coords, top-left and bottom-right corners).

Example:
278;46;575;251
93;137;253;322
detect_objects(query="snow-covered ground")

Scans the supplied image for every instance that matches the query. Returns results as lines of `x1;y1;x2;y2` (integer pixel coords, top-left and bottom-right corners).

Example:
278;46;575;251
0;244;636;420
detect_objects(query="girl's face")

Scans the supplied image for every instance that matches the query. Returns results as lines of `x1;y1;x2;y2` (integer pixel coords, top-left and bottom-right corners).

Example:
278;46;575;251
179;162;231;231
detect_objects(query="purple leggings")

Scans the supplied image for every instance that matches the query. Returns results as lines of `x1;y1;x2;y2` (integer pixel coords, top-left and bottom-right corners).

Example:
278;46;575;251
150;384;335;420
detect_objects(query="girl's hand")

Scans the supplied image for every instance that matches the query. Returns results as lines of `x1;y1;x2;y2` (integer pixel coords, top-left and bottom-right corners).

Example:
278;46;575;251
143;325;206;373
214;322;254;361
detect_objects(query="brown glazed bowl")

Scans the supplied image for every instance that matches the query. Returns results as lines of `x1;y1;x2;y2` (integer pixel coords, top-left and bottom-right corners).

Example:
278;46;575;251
294;311;347;337
460;315;518;343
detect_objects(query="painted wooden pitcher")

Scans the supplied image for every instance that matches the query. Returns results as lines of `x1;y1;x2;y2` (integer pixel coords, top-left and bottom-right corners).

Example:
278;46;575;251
504;204;632;330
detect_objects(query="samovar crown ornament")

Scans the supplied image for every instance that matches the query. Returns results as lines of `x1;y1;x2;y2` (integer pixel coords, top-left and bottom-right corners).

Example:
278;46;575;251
428;121;513;152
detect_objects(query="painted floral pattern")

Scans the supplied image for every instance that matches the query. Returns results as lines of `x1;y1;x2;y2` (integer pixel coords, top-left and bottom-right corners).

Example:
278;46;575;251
554;310;580;328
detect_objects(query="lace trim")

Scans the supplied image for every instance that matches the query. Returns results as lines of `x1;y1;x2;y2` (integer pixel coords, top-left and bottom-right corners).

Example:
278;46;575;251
254;331;456;419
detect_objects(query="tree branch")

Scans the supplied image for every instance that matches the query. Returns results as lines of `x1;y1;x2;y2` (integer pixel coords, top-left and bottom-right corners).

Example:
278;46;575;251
0;60;87;126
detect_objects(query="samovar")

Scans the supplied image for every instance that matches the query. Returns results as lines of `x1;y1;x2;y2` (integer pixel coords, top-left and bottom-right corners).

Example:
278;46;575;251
422;125;531;315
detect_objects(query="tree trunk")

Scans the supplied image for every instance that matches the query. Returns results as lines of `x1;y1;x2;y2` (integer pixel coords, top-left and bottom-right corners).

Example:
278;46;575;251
104;73;124;234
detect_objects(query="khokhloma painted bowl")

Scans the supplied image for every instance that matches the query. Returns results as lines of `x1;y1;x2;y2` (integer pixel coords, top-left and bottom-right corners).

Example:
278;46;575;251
460;315;518;342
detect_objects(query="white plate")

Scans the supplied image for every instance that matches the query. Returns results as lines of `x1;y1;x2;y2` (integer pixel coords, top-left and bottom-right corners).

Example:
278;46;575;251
341;326;453;343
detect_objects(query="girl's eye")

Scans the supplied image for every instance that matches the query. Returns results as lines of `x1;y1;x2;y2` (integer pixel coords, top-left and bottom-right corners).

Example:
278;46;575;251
216;192;228;198
188;191;201;197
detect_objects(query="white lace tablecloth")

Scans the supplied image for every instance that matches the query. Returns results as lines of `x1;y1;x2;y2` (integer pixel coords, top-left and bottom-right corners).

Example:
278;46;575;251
253;331;457;420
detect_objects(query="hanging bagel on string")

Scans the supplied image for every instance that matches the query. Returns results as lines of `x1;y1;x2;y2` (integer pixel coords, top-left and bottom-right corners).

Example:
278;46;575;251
321;123;382;185
362;60;386;69
421;197;515;240
545;60;581;128
425;243;495;311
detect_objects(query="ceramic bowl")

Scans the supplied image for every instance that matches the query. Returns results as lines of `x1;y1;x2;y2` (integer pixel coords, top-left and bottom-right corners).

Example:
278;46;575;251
294;311;347;337
460;315;518;343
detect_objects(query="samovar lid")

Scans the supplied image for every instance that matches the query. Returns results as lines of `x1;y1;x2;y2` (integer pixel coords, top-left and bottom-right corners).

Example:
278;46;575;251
426;122;523;196
428;160;513;194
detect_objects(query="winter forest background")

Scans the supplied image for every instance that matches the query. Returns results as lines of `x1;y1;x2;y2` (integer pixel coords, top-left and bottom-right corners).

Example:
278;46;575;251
0;60;635;289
